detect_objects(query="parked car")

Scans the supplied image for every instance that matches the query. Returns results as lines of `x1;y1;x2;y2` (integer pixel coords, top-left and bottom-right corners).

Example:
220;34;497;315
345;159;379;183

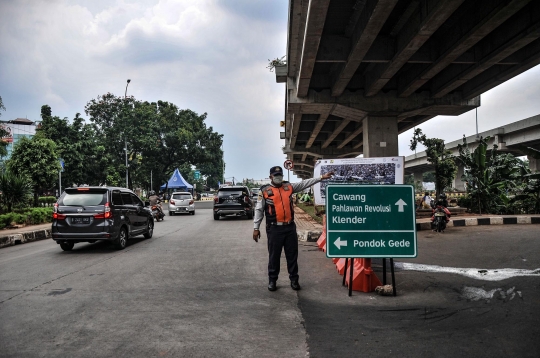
52;186;153;251
168;192;195;215
213;185;254;220
250;188;260;205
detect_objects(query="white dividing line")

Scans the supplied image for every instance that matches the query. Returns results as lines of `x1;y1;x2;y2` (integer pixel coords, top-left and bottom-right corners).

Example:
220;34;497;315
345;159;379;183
395;262;540;281
328;230;415;233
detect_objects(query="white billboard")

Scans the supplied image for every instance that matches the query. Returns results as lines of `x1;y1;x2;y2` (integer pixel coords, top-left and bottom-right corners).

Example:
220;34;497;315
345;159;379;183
313;157;405;205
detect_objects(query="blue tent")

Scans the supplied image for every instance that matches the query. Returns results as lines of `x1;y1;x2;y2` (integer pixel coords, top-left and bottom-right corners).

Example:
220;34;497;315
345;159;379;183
160;168;193;190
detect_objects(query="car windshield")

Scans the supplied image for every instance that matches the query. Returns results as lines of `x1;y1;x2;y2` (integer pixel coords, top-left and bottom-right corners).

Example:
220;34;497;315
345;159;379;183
218;190;244;197
172;194;191;200
61;192;107;206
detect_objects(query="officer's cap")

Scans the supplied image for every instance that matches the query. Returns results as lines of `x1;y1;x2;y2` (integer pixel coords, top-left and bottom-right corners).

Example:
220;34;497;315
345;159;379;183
269;166;283;176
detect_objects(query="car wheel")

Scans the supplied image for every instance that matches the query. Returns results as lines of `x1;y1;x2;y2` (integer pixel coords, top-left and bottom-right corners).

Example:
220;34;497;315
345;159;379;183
191;210;195;215
246;210;253;219
60;242;74;251
169;211;173;216
214;214;220;220
143;219;154;239
114;227;128;250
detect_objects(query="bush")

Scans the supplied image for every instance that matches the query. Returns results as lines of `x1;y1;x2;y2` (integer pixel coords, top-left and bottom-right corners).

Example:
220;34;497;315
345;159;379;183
0;207;53;228
457;196;472;211
38;196;57;207
26;208;53;224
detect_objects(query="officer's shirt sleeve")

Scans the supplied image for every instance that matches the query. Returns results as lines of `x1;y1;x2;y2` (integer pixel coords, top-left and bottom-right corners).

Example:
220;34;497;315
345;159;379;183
291;177;322;193
253;192;265;230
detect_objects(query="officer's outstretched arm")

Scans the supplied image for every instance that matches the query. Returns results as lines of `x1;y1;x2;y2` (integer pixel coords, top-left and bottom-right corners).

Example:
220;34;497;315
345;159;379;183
291;177;322;193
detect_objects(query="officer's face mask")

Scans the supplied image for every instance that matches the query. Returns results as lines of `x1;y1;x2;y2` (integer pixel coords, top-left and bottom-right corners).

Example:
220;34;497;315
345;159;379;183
272;175;283;185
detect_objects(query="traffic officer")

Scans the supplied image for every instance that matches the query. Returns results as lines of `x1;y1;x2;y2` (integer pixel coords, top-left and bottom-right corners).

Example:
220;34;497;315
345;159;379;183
253;166;333;291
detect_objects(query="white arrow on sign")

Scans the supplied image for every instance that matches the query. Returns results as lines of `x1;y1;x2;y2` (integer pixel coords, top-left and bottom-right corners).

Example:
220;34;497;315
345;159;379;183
395;199;407;212
334;237;347;250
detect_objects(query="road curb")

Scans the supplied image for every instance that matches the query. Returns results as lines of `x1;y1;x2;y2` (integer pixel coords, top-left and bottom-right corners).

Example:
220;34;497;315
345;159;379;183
0;229;52;249
416;216;540;231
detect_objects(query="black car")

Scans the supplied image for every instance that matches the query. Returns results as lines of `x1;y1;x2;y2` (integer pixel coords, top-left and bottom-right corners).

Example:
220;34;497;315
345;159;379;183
52;186;154;251
213;185;254;220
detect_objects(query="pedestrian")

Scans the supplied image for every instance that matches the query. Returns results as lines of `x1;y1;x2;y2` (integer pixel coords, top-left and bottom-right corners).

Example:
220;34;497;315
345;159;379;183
422;192;432;209
253;166;333;291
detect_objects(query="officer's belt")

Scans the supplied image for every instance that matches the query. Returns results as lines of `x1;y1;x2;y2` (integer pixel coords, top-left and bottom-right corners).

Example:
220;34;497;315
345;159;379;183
271;221;294;226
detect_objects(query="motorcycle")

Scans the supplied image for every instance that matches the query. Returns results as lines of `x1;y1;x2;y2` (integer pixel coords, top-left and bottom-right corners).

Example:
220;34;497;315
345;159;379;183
431;200;450;232
151;204;165;222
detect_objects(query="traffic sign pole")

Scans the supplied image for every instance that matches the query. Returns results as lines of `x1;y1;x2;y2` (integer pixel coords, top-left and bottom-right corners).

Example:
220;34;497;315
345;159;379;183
283;160;294;183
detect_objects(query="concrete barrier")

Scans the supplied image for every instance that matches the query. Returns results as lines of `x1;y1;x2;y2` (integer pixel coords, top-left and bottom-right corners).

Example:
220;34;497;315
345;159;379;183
415;216;540;231
0;229;52;249
297;229;322;242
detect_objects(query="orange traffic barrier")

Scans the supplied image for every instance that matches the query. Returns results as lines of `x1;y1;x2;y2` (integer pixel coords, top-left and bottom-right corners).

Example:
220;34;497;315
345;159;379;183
316;215;326;250
345;258;382;292
317;231;326;250
335;258;350;275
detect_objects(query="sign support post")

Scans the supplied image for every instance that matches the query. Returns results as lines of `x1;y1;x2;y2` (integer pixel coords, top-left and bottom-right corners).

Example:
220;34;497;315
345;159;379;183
326;184;416;295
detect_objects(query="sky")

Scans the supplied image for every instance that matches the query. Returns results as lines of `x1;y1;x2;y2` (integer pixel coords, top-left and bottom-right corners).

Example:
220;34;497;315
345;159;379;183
0;0;539;183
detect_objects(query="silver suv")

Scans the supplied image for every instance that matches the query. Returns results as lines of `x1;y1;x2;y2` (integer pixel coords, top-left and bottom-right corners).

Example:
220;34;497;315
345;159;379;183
168;192;195;215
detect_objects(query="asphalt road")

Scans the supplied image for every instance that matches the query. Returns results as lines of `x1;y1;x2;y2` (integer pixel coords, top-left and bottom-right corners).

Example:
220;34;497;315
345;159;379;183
1;204;539;357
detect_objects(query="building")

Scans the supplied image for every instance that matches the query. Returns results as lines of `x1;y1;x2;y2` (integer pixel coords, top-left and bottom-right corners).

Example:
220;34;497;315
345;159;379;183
1;118;39;159
244;179;271;187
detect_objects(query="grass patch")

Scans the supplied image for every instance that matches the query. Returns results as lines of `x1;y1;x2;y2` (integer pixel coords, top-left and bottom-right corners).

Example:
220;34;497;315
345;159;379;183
296;202;325;224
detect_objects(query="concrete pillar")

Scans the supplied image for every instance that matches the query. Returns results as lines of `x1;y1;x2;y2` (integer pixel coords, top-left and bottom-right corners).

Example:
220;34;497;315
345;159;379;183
362;116;398;158
413;171;423;184
528;155;540;172
453;165;466;191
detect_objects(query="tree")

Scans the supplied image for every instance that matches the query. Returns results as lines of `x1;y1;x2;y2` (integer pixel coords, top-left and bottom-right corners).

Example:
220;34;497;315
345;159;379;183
410;129;457;199
0;96;9;158
37;105;104;187
423;172;436;182
456;136;527;214
6;136;60;206
0;171;33;212
84;94;224;191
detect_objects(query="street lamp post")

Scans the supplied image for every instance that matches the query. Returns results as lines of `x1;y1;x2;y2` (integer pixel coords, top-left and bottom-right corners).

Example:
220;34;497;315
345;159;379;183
124;79;131;188
125;79;131;98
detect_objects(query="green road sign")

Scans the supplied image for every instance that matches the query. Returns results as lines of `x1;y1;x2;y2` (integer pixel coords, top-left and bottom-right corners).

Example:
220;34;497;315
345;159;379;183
325;184;417;258
194;170;200;180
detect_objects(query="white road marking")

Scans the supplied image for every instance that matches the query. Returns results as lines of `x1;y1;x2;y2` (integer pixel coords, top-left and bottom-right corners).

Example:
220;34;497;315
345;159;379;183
395;262;540;281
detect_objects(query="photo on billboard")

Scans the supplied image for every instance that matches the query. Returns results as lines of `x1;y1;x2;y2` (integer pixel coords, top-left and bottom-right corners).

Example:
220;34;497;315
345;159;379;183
313;157;404;205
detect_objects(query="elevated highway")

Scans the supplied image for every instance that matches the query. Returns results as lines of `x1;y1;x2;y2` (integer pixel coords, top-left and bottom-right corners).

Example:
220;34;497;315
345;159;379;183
276;0;540;178
405;114;540;189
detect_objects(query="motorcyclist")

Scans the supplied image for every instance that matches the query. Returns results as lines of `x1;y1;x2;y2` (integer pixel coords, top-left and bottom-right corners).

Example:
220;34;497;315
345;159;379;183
430;193;451;223
148;190;164;217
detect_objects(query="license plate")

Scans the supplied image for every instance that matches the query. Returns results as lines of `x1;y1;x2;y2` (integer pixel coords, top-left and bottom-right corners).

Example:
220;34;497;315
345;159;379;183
435;212;446;217
226;199;236;203
72;217;91;224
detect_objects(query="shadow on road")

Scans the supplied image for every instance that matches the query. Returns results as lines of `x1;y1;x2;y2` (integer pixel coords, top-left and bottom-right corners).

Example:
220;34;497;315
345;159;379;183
55;237;148;254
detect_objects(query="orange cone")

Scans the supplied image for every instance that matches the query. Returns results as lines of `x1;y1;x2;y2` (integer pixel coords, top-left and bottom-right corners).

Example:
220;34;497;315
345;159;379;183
345;258;382;292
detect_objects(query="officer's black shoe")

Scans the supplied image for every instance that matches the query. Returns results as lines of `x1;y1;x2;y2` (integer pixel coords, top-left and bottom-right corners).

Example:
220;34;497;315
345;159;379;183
268;281;277;291
290;280;301;291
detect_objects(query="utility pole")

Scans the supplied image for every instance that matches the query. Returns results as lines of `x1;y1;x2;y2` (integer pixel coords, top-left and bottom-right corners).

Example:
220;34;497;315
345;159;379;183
475;107;479;139
222;142;225;185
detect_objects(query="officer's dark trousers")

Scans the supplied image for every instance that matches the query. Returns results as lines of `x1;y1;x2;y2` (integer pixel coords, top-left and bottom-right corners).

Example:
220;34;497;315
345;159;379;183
266;223;299;282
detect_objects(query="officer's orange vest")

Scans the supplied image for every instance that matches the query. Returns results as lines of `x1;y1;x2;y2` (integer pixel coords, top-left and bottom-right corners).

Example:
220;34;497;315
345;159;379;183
262;183;294;224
